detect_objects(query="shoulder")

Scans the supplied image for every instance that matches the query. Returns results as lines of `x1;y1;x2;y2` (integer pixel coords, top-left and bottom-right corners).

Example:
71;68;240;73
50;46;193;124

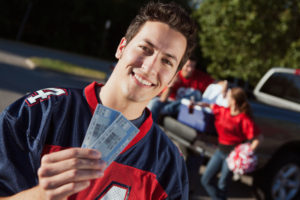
195;70;214;81
239;113;256;126
212;104;226;113
195;70;210;77
239;112;252;121
2;86;84;125
25;87;82;107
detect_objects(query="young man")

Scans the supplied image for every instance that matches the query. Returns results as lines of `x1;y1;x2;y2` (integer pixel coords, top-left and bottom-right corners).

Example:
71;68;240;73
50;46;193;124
0;2;196;200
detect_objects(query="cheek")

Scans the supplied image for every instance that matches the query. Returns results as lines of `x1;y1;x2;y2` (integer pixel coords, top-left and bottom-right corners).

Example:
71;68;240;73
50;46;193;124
159;69;176;86
122;49;144;67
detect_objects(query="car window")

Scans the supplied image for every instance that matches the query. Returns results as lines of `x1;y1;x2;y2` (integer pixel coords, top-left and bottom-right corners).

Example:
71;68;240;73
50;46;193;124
260;72;300;104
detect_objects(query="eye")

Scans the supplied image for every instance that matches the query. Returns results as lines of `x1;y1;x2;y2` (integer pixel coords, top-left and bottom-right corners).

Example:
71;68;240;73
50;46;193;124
139;45;152;55
162;58;173;67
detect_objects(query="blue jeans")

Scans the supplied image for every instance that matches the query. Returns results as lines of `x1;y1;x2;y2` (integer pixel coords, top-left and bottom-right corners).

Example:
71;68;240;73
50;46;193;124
147;97;181;122
201;149;233;200
147;90;202;122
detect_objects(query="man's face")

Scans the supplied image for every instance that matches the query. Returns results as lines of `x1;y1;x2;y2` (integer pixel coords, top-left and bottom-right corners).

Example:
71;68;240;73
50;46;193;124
181;59;196;78
113;21;187;103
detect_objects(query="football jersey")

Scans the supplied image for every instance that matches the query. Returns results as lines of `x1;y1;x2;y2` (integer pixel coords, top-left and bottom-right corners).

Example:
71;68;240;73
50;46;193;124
0;82;188;199
212;104;260;145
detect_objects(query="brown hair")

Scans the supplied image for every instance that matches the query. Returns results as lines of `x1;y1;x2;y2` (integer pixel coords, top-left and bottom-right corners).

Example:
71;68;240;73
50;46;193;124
124;2;197;70
230;87;253;118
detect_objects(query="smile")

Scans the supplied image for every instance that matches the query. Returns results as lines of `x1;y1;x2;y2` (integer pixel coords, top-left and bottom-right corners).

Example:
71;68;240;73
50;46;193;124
134;73;152;86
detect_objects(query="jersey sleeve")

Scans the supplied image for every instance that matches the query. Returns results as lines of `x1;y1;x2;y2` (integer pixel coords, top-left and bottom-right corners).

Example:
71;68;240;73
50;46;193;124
0;87;68;196
241;116;260;140
0;96;41;195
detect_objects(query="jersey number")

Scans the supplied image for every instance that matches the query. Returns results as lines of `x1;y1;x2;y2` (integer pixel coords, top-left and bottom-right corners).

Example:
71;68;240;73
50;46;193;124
97;182;130;200
26;88;67;106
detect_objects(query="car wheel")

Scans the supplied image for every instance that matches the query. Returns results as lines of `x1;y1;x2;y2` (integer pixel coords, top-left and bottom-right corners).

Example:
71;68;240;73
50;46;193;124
254;153;300;200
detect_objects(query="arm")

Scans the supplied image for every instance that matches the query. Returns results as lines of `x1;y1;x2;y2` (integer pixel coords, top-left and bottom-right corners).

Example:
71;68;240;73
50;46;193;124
241;116;263;152
196;102;213;109
0;148;106;200
216;80;229;97
0;90;106;199
0;187;41;200
250;134;264;152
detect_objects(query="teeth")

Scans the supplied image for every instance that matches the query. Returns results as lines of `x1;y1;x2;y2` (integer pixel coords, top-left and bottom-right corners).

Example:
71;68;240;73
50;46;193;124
134;74;152;86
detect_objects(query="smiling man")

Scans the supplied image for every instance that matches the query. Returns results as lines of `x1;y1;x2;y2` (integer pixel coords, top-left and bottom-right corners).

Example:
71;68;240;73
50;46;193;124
0;2;197;200
101;21;188;119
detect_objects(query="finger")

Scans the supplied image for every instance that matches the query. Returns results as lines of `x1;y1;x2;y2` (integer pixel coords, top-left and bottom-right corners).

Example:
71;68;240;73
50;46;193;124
43;181;90;200
42;148;101;164
39;158;106;177
40;169;103;190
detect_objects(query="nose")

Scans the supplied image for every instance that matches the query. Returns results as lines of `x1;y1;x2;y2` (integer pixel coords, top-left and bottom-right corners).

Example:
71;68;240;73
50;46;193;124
141;54;160;76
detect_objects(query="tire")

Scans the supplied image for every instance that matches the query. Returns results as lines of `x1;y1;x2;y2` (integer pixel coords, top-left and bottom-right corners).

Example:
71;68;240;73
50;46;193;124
253;153;300;200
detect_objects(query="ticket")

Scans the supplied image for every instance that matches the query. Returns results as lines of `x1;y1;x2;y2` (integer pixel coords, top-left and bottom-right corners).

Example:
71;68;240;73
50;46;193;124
81;104;121;148
82;104;139;167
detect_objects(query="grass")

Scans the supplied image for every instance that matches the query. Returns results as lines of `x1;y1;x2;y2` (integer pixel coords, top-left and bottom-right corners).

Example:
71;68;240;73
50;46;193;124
30;57;107;80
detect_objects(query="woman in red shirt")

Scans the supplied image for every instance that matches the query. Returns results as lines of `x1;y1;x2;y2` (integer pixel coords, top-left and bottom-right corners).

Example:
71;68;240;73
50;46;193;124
199;87;262;200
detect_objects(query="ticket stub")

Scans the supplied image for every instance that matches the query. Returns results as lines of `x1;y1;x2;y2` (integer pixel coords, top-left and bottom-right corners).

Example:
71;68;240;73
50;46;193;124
82;104;139;167
82;104;121;148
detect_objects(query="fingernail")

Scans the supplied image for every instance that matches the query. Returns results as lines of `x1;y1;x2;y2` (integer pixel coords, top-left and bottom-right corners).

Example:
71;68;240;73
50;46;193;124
91;150;101;157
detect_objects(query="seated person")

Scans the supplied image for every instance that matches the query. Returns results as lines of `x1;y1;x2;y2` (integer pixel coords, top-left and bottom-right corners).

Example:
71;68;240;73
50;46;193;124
148;57;227;122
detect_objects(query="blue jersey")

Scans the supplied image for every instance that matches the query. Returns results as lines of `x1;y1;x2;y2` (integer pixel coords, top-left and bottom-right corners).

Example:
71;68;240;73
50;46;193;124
0;82;189;199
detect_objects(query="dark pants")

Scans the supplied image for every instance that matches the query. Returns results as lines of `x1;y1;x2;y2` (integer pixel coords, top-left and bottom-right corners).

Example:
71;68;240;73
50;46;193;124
147;97;181;122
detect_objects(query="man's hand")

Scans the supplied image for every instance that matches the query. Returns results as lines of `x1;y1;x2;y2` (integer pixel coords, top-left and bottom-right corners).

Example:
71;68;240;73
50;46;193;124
37;148;106;200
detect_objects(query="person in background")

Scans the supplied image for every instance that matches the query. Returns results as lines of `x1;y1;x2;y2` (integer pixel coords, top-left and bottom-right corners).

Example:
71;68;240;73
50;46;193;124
0;2;197;199
148;56;215;122
199;87;263;200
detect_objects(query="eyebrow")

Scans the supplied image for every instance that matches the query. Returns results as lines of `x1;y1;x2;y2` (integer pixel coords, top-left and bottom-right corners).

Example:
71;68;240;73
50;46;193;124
144;40;178;63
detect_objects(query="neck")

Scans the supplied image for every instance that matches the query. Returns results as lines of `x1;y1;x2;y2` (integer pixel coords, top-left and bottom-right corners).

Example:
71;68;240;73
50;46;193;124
181;72;191;79
230;106;241;116
99;83;147;120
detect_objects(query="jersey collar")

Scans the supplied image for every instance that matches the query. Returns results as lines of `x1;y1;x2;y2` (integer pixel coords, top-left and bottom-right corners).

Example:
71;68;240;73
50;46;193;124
84;81;103;114
84;81;153;153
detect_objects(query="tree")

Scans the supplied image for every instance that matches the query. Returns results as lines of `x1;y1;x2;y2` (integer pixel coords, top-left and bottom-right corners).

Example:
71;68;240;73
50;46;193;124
193;0;300;85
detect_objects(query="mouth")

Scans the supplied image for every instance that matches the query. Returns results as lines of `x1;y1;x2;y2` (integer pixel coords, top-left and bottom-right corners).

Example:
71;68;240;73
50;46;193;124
131;70;155;87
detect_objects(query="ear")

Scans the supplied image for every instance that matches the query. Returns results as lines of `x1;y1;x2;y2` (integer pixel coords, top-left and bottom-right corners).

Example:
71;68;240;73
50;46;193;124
115;37;127;59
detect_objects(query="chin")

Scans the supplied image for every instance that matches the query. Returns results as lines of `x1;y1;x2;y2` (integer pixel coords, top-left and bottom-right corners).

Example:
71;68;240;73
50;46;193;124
120;85;144;102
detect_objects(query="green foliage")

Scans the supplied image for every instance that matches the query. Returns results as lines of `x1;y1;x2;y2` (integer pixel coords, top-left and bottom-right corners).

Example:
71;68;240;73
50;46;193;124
193;0;300;85
280;39;300;68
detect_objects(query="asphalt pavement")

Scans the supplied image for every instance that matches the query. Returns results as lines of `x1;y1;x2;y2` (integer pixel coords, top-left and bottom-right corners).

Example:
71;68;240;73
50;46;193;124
0;38;112;111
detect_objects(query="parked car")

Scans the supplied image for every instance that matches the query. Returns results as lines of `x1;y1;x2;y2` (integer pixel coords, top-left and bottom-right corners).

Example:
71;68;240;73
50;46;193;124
161;67;300;200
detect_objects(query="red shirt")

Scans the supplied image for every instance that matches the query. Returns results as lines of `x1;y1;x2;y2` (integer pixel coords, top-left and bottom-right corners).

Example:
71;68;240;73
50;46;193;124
212;104;260;145
169;70;214;100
